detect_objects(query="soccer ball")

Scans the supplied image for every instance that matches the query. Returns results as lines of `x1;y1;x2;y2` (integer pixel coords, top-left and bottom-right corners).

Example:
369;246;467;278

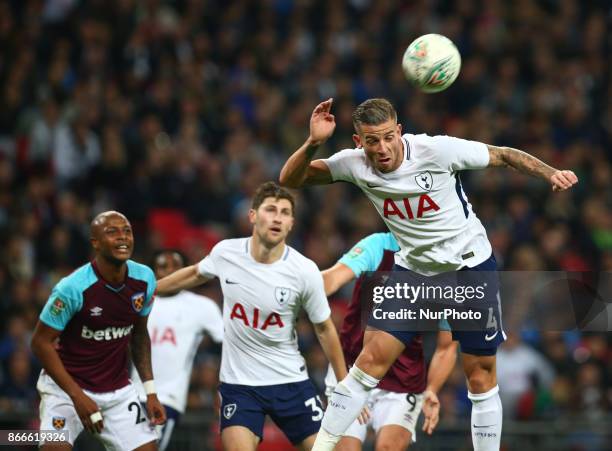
402;34;461;93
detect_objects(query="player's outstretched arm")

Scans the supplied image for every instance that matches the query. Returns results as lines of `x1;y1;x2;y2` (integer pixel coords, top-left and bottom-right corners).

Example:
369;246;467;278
131;315;167;426
279;99;335;188
31;321;104;433
422;331;458;435
321;263;357;297
156;264;209;296
487;144;578;191
313;317;348;381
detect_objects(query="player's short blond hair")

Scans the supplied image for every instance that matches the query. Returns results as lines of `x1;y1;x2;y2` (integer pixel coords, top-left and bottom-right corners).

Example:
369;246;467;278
252;181;295;215
352;98;398;131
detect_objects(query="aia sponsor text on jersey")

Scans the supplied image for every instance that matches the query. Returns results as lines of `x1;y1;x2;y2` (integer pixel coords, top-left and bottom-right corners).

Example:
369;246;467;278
151;327;177;346
383;194;440;220
230;302;285;330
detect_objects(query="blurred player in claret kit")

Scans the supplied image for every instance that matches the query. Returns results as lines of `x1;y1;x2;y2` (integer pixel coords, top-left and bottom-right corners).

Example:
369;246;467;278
155;181;347;451
131;250;224;451
280;98;578;451
31;211;166;450
322;232;457;451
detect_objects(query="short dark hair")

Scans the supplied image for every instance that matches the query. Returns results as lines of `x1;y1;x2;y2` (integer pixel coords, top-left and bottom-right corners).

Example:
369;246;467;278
152;249;186;268
352;98;398;131
252;181;295;214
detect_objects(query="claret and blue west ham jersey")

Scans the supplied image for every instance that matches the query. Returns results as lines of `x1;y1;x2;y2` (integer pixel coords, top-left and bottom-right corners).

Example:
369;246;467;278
324;133;492;275
337;232;450;393
39;260;156;392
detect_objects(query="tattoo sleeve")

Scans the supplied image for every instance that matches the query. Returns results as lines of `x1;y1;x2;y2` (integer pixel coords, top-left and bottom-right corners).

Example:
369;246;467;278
487;145;556;180
131;316;153;381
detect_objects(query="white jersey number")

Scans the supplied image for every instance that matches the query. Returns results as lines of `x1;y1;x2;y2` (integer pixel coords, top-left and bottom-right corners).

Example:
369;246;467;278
486;307;498;330
305;396;323;421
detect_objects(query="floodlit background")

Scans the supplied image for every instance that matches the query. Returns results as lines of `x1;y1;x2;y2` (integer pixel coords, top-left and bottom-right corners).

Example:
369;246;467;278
0;0;610;449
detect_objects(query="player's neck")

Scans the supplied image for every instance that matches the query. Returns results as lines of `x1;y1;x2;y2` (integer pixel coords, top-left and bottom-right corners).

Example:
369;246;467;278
388;143;405;172
94;257;127;285
250;235;286;264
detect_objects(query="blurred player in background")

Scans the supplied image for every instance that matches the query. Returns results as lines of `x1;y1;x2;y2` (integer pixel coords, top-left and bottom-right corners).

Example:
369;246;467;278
132;250;224;451
155;181;347;451
322;232;457;451
280;98;578;451
31;211;166;450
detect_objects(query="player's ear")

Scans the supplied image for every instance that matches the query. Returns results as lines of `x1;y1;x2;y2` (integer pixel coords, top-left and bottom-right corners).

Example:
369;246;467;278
287;215;295;232
90;237;99;251
248;208;257;225
397;123;402;135
352;134;362;148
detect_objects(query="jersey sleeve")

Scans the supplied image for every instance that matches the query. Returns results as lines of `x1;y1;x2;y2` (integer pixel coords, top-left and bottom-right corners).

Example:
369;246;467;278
320;148;362;183
338;233;391;278
438;319;451;331
141;266;157;317
197;242;222;278
39;279;82;331
429;135;489;171
301;262;332;324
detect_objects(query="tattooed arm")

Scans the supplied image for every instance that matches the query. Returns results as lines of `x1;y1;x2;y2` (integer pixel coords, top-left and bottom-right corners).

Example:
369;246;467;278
131;315;166;425
487;144;578;191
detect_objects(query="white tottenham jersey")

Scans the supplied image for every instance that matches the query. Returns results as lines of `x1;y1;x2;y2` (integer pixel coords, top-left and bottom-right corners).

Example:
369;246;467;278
197;238;331;385
132;291;223;413
324;133;492;275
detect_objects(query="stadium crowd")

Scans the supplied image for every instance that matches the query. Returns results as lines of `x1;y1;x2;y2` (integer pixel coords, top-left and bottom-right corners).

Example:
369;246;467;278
0;0;610;443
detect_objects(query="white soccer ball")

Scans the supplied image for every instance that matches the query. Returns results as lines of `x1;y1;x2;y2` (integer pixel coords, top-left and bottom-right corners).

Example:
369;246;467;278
402;34;462;93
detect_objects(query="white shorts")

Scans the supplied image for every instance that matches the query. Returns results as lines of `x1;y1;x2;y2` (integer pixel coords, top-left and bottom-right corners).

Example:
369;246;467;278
37;372;158;450
344;389;424;443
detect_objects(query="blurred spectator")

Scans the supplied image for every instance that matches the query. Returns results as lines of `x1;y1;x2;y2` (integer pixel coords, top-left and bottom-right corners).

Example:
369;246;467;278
497;333;555;419
52;111;101;188
0;314;32;361
575;361;607;421
0;348;38;413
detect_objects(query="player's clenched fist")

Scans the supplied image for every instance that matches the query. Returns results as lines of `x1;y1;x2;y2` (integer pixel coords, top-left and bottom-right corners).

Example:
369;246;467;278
551;170;578;191
146;395;167;426
309;98;336;147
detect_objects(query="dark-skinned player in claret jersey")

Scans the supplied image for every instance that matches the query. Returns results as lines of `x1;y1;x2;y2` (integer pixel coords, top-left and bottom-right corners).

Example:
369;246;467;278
31;211;166;451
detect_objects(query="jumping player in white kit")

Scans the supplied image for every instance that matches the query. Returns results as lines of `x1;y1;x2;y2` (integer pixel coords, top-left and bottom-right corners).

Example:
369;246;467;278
132;250;224;451
155;181;347;451
279;98;578;451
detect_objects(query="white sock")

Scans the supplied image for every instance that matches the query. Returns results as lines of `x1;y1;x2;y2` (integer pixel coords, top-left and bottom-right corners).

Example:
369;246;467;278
312;366;379;451
469;385;503;451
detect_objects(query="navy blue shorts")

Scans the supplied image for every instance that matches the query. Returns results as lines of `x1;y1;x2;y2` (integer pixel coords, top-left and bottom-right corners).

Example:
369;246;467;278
218;380;323;445
388;254;506;356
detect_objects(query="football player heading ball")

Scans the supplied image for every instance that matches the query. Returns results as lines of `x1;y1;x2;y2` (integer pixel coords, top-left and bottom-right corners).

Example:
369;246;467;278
279;97;578;451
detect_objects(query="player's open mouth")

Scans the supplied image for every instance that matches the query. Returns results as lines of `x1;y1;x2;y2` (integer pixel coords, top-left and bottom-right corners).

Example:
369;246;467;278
270;227;281;233
379;157;391;165
115;245;130;252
